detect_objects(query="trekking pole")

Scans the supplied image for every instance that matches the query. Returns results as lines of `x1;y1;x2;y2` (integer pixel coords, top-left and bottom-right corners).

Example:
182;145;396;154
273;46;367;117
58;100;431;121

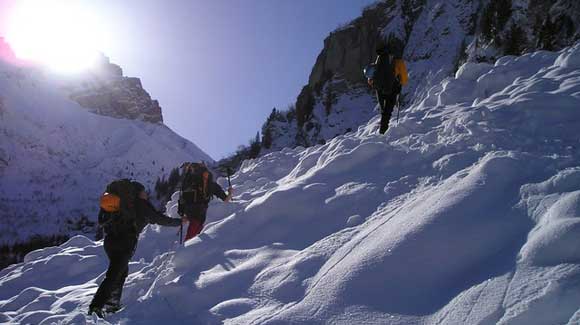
396;94;401;124
226;167;234;202
178;170;185;245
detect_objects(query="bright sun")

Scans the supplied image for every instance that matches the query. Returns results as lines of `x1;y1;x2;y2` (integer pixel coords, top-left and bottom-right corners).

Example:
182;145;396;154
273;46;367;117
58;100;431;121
5;0;106;73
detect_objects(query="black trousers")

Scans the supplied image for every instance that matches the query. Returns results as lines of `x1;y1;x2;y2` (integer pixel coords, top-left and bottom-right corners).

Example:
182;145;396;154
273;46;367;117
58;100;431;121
183;203;208;224
90;236;137;308
376;90;397;134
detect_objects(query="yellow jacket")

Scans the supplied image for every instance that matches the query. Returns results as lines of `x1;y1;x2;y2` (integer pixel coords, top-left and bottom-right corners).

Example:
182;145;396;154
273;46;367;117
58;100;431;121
394;59;408;86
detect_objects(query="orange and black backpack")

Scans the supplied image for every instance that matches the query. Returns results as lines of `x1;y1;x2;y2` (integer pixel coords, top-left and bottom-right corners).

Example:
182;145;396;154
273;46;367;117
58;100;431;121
178;163;214;212
98;179;140;236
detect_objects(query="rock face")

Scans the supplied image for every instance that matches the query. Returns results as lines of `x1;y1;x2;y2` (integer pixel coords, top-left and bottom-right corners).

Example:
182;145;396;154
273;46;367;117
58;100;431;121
259;0;580;153
64;55;164;123
308;1;415;91
0;38;164;124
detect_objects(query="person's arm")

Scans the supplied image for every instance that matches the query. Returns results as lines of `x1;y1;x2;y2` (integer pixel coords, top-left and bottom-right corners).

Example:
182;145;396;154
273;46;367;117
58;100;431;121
139;199;182;227
211;182;233;202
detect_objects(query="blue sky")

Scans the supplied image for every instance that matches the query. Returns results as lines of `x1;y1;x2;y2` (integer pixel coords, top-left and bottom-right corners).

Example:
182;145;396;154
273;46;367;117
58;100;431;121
97;0;377;159
2;0;377;159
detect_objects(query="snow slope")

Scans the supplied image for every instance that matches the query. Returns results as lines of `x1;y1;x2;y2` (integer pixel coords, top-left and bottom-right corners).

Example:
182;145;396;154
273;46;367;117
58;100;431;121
0;60;212;244
1;44;580;324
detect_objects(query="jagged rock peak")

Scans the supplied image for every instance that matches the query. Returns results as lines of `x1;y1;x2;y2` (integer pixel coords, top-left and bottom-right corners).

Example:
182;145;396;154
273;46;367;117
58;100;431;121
0;38;163;124
64;54;163;124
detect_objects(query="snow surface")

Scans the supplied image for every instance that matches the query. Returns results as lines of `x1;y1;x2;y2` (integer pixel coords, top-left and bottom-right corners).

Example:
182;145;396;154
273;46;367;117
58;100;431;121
0;60;212;244
1;43;580;324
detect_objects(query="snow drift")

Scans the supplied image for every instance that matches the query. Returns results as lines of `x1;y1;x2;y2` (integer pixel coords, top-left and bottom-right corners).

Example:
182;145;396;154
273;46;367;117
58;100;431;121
1;43;580;324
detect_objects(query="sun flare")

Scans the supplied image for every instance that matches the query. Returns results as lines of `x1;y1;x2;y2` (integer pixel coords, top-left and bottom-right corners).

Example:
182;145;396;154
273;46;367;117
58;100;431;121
5;0;106;73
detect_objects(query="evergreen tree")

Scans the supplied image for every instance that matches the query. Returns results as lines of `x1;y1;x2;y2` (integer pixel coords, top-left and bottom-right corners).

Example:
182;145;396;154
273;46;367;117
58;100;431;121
249;132;261;159
480;0;513;43
480;4;495;41
323;83;336;116
296;85;315;127
269;108;277;122
505;24;526;55
495;0;512;31
537;14;557;51
262;126;273;149
167;167;181;190
153;167;183;205
286;104;296;122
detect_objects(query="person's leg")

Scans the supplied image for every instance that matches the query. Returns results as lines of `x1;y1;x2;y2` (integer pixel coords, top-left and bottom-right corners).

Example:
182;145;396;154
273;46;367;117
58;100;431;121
105;263;128;309
90;239;133;310
379;92;397;134
184;218;204;241
376;90;386;112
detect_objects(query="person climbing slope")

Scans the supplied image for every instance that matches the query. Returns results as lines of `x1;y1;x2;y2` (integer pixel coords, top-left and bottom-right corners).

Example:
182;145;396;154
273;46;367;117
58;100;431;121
89;179;183;318
178;162;233;241
366;40;409;134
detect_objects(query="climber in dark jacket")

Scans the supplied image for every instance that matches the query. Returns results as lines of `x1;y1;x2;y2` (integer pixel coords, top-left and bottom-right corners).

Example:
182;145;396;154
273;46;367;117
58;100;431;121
89;180;182;318
368;42;409;134
178;162;233;241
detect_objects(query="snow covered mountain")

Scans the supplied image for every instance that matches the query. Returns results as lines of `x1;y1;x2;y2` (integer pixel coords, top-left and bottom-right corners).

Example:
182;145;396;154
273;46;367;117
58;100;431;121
1;42;579;324
261;0;580;152
0;41;212;249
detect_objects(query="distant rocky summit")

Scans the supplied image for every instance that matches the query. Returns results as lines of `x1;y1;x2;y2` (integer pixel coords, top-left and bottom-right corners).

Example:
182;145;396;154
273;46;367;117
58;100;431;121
64;55;164;123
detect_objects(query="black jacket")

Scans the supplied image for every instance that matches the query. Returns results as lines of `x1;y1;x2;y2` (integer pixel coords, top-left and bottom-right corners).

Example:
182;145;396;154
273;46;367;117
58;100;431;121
374;53;396;94
180;181;227;223
134;199;181;232
100;198;181;240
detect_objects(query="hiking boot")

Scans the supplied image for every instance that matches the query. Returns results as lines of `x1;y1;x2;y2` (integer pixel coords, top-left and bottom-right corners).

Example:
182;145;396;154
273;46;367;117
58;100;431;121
88;305;105;318
104;302;124;314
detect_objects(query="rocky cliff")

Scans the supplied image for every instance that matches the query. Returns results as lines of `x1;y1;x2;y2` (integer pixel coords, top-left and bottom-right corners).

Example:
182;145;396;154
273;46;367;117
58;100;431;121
260;0;580;152
0;38;163;124
63;55;164;124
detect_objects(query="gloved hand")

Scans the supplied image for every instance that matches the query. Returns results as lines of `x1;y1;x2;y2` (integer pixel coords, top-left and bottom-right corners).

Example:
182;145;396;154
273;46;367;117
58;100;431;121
225;187;234;202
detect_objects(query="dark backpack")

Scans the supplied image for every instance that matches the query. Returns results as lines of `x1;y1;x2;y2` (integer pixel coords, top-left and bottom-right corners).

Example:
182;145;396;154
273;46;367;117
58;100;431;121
98;179;139;236
373;54;396;93
179;163;214;208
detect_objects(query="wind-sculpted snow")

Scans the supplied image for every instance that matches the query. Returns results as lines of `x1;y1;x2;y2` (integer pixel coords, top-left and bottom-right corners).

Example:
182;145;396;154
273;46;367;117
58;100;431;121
2;44;580;324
